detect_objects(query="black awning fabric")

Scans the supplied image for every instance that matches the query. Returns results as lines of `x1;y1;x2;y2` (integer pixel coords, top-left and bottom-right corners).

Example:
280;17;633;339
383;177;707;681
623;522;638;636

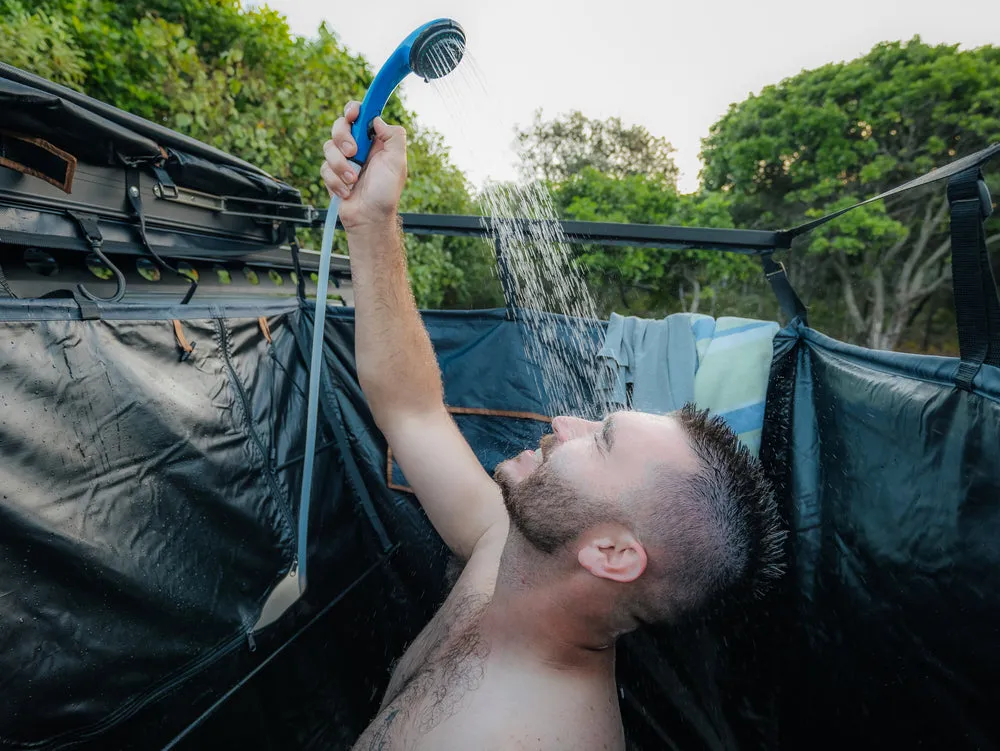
0;65;301;206
0;77;162;165
0;61;275;179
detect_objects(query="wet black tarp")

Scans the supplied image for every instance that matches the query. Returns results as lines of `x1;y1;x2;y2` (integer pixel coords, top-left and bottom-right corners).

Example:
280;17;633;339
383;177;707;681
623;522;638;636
2;292;999;750
761;322;1000;749
0;302;590;749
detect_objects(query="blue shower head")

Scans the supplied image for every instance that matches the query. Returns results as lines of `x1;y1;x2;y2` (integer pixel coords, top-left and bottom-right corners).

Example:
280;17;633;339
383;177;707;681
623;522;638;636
350;18;466;163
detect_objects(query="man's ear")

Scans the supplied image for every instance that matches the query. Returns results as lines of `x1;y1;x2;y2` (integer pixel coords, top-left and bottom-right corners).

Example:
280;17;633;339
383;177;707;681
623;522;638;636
577;531;647;583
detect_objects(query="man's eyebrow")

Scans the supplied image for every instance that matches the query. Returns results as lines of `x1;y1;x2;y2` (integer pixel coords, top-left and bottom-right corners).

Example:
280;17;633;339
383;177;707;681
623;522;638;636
601;415;616;451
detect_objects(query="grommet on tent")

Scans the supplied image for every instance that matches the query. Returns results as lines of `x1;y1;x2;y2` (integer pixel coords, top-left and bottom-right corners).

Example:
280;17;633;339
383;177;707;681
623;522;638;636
171;320;196;362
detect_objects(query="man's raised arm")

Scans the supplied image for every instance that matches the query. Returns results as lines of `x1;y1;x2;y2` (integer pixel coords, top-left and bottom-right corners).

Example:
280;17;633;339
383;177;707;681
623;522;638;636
321;102;507;561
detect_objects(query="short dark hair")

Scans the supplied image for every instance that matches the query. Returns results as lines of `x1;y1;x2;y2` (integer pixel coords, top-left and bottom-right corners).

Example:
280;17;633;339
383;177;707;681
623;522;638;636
632;404;786;624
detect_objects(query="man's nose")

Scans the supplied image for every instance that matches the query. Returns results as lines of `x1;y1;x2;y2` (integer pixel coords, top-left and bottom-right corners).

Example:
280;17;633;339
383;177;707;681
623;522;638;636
551;416;599;441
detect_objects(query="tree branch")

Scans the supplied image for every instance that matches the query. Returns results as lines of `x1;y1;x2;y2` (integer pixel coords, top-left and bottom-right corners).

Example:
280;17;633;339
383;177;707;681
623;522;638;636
882;230;912;272
687;276;701;314
908;271;952;303
832;254;866;333
898;195;949;298
904;290;936;329
908;236;952;301
870;266;886;349
909;232;999;305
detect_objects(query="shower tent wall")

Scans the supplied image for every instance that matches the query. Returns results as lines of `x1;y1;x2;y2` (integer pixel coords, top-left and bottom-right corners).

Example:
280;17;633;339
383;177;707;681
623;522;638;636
1;62;1000;750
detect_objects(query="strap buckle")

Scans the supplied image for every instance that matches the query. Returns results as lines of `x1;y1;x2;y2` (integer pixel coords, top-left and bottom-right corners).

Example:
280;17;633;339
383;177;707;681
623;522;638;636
66;210;104;251
765;260;788;280
947;169;993;219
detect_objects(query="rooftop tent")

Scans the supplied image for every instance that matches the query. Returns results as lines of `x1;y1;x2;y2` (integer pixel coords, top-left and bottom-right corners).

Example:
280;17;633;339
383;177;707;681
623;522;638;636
1;63;1000;750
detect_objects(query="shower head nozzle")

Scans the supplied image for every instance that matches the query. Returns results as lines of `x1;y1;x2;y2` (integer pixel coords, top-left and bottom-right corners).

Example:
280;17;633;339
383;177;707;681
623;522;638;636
350;18;467;164
409;19;466;80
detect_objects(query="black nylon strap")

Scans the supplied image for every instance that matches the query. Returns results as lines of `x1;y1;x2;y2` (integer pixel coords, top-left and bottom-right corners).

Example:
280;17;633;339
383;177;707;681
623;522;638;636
761;254;808;324
39;287;102;320
782;142;1000;242
288;231;307;304
125;168;197;304
150;164;176;194
947;167;1000;390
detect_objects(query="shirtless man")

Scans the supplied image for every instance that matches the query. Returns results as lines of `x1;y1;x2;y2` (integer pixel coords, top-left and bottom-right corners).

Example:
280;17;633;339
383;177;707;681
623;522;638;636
321;103;785;751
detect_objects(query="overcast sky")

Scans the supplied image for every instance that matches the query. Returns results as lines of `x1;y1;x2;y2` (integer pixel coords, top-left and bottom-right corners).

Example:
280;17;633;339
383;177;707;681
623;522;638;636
265;0;998;194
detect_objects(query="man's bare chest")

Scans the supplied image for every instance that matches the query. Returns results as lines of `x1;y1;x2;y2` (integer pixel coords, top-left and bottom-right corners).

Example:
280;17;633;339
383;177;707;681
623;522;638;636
351;589;491;750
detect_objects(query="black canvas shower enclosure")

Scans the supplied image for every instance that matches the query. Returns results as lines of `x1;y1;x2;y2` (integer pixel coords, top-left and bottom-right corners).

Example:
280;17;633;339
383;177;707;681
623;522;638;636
1;62;1000;751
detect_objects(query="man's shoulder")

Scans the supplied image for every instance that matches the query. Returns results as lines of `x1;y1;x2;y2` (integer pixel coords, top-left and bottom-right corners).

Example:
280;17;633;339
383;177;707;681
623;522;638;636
448;518;508;596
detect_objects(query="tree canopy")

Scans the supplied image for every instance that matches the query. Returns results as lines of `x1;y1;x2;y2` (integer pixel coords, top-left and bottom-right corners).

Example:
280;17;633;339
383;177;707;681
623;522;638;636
701;37;1000;350
516;109;679;186
2;4;998;353
0;0;502;309
515;111;767;320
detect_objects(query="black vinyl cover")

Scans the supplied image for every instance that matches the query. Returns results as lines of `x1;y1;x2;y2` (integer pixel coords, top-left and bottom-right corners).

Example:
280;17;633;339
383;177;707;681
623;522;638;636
0;157;293;252
0;302;577;750
0;63;306;267
0;303;299;747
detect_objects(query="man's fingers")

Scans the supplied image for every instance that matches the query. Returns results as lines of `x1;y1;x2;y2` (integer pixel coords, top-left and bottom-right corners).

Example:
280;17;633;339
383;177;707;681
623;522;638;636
343;100;360;119
320;161;350;199
323;140;358;184
330;116;358;159
371;117;406;146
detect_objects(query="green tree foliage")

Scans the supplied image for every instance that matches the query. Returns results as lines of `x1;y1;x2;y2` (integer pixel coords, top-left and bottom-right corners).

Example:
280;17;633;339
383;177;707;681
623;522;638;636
0;0;502;309
517;113;763;319
701;37;1000;350
516;109;679;185
0;3;87;87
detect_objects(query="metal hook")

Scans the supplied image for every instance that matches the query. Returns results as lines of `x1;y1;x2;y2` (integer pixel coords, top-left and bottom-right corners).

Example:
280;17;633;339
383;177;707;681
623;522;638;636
67;210;127;304
78;246;127;304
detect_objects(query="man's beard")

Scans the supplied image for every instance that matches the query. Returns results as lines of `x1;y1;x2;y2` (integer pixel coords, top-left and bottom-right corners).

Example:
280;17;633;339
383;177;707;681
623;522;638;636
494;436;597;555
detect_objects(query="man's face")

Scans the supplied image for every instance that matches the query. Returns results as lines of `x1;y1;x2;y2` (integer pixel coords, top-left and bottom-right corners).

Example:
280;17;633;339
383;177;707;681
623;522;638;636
494;411;698;554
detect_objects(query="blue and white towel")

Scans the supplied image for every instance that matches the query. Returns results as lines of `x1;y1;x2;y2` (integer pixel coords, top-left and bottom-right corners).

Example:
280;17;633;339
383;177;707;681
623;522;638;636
597;312;779;456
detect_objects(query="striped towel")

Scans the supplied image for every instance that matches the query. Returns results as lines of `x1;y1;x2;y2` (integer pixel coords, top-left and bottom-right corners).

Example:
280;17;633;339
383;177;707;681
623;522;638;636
598;313;778;456
689;315;779;456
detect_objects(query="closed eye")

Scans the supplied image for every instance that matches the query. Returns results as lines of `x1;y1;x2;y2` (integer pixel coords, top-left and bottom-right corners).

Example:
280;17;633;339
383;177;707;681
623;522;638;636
600;415;616;452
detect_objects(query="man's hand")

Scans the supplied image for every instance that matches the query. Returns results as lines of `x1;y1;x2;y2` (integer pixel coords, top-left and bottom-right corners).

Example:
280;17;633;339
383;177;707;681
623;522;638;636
322;101;407;232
